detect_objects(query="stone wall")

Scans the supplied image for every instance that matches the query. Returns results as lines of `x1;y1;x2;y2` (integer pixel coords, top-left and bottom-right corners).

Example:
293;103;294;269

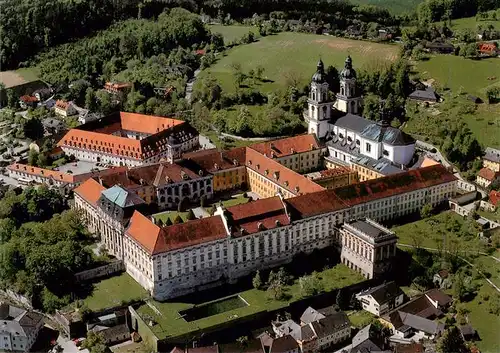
74;260;124;282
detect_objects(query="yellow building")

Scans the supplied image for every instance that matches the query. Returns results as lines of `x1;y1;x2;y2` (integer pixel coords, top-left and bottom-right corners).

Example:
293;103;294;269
184;147;248;193
484;147;500;173
306;167;358;189
249;134;324;173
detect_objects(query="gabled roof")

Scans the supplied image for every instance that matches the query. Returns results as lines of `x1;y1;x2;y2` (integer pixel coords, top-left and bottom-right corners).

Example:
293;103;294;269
351;324;382;352
249;134;320;158
126;212;227;255
120;112;183;135
478;167;499;181
74;178;106;206
332;113;371;133
484;147;500;163
183;147;247;173
357;281;403;305
334;164;457;206
424;289;452;307
397;311;444;335
489;190;500;206
310;311;349;339
101;185;145;208
8;163;75;183
409;87;439;101
245;148;325;195
300;307;326;325
270;334;299;353
285;189;349;219
224;196;290;236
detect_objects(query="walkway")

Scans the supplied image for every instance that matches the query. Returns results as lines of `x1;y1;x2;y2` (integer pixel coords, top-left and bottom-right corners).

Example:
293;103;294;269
398;244;500;293
185;69;201;103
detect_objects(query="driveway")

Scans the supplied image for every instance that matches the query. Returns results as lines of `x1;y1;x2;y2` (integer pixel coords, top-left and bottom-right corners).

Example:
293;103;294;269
57;335;89;353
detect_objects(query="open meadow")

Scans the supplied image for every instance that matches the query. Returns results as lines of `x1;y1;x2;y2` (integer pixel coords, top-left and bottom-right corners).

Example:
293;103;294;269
350;0;423;14
209;24;259;44
200;31;399;94
0;68;40;88
447;16;500;31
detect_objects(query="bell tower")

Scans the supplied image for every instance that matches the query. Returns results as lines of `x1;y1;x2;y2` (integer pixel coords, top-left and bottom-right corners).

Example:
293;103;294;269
337;56;362;114
307;59;333;139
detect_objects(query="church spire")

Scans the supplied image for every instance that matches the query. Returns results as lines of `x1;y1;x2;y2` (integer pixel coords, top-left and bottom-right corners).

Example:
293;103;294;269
312;58;326;83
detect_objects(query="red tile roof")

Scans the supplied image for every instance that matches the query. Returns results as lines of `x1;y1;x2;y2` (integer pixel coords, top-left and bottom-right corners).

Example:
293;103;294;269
74;178;106;206
127;212;227;255
20;95;38;103
57;112;197;161
119;112;183;135
249;134;320;158
478;167;499;182
286;189;349;219
224;196;290;235
104;82;132;90
183;147;247;173
8;163;75;183
55;100;70;110
245;147;324;195
318;167;352;178
334;164;457;206
489;190;500;206
478;43;498;54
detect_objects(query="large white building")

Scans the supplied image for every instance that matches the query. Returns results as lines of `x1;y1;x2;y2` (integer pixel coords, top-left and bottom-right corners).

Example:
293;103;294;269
58;112;199;167
306;57;416;173
74;164;457;301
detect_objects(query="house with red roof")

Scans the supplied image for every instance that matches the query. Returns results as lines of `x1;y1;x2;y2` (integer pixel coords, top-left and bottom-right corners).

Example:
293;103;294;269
19;95;39;109
54;100;77;117
489;190;500;207
476;167;500;188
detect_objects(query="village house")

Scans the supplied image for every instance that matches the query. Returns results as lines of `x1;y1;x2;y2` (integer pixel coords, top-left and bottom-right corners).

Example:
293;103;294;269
42;117;66;135
433;269;450;288
54;100;77;117
408;87;440;104
483;147;500;173
104;82;133;95
478;43;499;57
19;95;38;109
355;281;405;316
0;302;44;353
476;167;500;188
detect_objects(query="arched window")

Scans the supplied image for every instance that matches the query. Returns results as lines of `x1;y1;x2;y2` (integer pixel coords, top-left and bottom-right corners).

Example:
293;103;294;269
322;106;327;119
341;87;345;96
312;91;316;101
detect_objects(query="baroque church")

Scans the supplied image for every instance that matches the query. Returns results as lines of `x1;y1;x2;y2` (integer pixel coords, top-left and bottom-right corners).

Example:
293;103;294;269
306;57;417;180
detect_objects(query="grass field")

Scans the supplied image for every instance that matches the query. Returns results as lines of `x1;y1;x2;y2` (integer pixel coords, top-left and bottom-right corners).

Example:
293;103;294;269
135;264;364;340
447;16;500;31
347;310;376;328
0;68;39;88
200;31;399;94
82;273;148;311
416;55;500;97
209;24;259;44
461;282;500;353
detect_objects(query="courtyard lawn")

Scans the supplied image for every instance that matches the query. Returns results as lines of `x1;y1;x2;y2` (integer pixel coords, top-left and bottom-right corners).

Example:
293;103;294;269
416;55;500;97
199;31;399;94
135;264;364;340
209;24;259;44
153;211;189;224
347;310;376;328
207;193;250;210
82;273;148;311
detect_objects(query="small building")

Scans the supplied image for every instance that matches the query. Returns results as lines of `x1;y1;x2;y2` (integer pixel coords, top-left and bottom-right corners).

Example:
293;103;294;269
104;82;132;97
408;87;440;104
0;302;44;352
350;324;385;353
424;41;455;54
467;95;482;104
88;323;130;345
483;147;500;173
489;190;500;207
459;324;477;341
478;43;499;57
389;311;445;339
355;281;405;316
476;167;500;188
19;95;39;109
340;218;398;279
433;269;450;288
78;112;102;125
268;335;300;353
42;118;66;135
424;288;452;310
54;100;77;117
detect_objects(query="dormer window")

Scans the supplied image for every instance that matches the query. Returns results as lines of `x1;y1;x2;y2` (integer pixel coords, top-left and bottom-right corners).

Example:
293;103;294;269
339;133;344;139
383;150;389;156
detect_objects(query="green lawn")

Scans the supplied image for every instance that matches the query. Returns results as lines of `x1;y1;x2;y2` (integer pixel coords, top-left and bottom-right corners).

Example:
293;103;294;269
347;310;376;328
350;0;423;14
203;130;256;149
136;264;364;340
447;16;500;31
416;55;500;97
209;24;259;44
472;254;500;288
82;273;149;311
200;31;399;94
210;194;250;208
460;282;500;353
153;211;189;223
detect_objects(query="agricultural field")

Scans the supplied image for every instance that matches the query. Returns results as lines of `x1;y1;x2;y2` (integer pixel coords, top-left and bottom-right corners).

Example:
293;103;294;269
209;24;259;44
200;31;399;94
0;68;40;88
135;264;364;340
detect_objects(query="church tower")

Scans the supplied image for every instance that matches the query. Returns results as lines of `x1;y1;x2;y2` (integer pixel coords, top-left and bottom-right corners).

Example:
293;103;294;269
308;59;333;139
336;56;362;114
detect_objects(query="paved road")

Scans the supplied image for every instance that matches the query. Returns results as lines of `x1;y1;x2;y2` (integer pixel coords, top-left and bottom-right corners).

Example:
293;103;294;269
398;244;500;293
416;140;458;175
185;69;201;103
199;134;216;149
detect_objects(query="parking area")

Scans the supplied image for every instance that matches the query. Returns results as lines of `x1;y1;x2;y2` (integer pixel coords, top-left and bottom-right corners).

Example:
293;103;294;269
54;160;107;175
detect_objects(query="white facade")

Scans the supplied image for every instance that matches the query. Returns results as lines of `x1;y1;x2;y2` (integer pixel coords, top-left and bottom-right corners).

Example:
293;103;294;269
356;290;404;316
156;174;213;209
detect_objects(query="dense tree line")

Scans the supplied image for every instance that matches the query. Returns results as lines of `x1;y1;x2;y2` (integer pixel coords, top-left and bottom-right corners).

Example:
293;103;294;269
0;186;94;312
416;0;498;24
35;8;209;87
0;0;201;69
